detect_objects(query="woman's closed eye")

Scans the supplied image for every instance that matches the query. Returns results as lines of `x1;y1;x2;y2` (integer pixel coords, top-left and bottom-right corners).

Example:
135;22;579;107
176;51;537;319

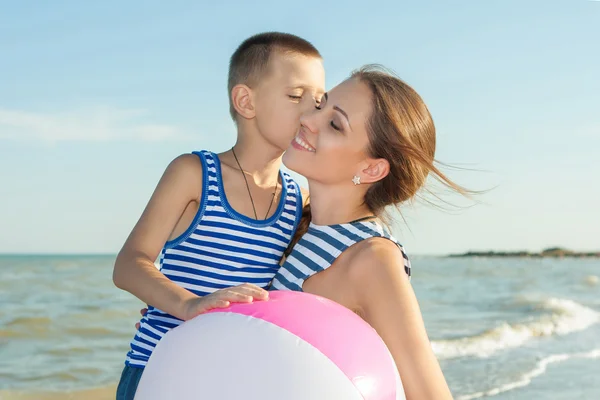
314;104;342;131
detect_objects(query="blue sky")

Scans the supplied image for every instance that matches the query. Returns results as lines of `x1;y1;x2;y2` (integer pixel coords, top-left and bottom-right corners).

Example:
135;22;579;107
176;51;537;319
1;1;598;254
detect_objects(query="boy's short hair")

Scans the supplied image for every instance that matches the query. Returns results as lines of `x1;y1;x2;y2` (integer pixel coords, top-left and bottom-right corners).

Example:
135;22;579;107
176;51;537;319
228;32;321;120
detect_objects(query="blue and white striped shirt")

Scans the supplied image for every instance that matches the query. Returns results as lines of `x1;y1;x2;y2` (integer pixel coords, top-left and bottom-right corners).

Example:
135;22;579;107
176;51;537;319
125;150;303;368
270;219;410;292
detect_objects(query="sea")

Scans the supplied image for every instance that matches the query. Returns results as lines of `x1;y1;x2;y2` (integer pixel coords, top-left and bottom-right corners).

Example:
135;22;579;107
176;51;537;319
1;254;599;399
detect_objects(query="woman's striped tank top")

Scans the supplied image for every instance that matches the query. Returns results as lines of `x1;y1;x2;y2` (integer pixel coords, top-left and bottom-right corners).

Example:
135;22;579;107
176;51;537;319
125;150;303;368
270;219;410;292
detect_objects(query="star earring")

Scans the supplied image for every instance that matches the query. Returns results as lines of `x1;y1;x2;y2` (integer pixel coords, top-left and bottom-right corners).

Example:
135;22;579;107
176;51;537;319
352;176;361;185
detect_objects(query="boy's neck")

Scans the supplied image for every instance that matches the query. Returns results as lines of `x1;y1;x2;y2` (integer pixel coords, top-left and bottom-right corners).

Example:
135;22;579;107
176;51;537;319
222;135;284;187
307;181;374;226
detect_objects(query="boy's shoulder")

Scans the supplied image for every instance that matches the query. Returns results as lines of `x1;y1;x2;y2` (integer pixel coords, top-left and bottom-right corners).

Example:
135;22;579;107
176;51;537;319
172;149;306;200
160;152;207;195
166;149;217;174
167;152;205;176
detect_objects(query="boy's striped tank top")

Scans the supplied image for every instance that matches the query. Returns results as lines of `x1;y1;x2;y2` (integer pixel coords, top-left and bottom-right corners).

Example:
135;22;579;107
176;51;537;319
270;219;410;292
125;150;303;368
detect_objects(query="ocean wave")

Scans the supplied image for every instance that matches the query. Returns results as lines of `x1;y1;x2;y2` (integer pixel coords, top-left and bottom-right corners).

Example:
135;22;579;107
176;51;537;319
3;316;52;337
456;348;600;400
64;326;115;336
5;316;52;327
432;298;599;359
45;346;93;356
0;329;21;338
584;275;599;286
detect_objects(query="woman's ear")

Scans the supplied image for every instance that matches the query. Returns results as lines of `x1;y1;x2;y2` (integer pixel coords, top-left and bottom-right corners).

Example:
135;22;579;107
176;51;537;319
360;158;390;184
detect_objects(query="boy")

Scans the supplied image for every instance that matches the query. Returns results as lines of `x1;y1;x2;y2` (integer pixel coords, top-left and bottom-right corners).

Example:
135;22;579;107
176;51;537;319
113;32;324;399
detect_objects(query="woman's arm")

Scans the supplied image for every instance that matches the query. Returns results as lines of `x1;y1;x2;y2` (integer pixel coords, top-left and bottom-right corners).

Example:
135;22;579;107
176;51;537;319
351;239;453;400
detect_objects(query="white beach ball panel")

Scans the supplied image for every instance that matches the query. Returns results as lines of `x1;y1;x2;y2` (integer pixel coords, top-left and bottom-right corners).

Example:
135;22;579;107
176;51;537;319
134;312;364;400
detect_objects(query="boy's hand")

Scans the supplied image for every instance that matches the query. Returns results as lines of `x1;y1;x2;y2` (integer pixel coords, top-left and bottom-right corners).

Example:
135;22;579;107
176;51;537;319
181;283;269;321
134;284;269;329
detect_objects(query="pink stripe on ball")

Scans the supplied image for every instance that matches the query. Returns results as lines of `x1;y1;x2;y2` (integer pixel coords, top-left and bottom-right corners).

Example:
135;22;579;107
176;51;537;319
208;290;400;400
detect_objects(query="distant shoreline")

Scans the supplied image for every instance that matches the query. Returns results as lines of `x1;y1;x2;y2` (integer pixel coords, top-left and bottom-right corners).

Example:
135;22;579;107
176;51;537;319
1;250;598;259
448;247;600;258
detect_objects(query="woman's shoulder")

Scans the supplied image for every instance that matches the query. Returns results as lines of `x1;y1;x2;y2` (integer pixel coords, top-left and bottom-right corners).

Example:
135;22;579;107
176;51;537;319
345;237;410;286
351;237;405;262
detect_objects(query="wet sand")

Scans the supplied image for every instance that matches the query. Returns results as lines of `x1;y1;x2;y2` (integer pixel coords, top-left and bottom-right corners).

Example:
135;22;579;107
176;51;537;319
0;386;115;400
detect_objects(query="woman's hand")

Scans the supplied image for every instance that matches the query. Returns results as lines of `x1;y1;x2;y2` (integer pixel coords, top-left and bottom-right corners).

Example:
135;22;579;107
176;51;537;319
135;307;148;330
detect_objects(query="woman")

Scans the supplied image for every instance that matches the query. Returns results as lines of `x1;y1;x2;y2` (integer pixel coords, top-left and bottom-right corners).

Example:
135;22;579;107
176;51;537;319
270;65;461;400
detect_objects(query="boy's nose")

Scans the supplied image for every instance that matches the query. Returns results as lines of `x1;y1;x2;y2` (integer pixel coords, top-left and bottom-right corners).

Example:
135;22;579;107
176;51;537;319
300;94;319;111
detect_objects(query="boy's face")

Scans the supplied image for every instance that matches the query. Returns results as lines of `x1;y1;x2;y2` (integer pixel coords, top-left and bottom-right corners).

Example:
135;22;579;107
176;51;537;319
252;52;325;152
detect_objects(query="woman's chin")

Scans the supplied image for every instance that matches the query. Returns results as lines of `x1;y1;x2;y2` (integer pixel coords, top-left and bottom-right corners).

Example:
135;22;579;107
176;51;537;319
282;149;308;174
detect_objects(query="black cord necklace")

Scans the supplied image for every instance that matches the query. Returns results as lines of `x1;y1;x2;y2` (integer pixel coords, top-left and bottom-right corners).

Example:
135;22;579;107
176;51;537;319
231;147;278;220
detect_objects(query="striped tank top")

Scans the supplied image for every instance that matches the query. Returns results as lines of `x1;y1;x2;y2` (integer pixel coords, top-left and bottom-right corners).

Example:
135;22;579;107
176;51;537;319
270;219;410;292
125;150;303;368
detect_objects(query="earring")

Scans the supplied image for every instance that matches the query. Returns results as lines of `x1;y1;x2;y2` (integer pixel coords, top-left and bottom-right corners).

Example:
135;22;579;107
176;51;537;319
352;176;361;185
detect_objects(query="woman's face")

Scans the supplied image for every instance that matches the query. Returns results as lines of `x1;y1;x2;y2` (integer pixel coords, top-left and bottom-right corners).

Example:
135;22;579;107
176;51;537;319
282;78;373;186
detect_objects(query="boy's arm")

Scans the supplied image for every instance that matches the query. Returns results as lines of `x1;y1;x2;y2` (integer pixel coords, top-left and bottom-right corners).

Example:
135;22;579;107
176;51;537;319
112;154;204;320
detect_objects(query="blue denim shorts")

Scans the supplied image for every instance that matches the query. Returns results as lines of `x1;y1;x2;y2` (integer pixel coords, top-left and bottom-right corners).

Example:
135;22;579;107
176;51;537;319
116;365;144;400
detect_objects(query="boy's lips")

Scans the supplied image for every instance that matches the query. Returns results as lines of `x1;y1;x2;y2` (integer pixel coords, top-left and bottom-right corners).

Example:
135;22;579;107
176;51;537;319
292;131;316;152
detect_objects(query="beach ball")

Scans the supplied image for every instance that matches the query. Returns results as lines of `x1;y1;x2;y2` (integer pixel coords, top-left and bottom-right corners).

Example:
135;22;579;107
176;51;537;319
135;290;405;400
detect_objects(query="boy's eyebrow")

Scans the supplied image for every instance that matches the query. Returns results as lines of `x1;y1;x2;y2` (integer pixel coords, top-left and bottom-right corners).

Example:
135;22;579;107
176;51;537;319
287;84;319;89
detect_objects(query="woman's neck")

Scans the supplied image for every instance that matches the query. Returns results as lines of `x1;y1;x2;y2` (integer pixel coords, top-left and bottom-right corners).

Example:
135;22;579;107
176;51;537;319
307;181;374;226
